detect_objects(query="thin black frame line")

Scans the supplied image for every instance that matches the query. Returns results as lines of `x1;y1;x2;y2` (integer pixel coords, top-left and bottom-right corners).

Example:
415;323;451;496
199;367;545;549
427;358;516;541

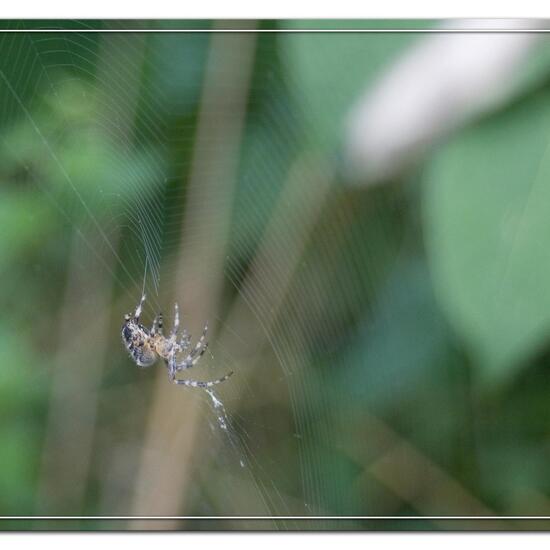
0;28;549;33
5;516;550;520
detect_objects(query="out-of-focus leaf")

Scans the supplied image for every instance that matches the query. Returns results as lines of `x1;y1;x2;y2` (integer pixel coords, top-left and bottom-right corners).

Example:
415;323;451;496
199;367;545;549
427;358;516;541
345;260;451;410
0;78;166;220
513;37;550;98
232;84;299;259
0;193;57;271
281;23;417;150
0;326;46;409
424;87;550;383
281;29;550;156
478;442;549;505
148;33;208;116
0;422;38;513
304;442;362;515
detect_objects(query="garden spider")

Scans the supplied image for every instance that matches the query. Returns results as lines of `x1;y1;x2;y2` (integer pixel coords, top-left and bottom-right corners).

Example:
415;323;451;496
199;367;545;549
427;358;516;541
121;294;233;388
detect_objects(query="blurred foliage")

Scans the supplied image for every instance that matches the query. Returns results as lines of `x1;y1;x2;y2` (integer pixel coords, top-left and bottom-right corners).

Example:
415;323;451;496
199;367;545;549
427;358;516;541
282;22;416;149
2;22;550;530
426;85;550;383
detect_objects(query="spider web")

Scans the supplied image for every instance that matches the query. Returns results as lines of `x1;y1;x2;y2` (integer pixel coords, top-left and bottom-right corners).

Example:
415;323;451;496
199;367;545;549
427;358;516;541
0;20;420;528
0;22;310;525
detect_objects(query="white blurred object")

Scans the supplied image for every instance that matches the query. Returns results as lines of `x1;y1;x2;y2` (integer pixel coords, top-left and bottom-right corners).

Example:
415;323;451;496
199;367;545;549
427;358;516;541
344;20;540;184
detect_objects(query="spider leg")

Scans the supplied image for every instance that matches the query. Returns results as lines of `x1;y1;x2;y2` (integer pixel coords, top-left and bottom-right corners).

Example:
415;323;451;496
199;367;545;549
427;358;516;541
174;347;207;372
172;370;234;389
157;312;164;335
151;312;163;336
134;294;146;322
178;328;191;350
174;322;209;371
189;321;208;357
167;354;177;380
166;343;233;388
170;302;180;339
188;322;209;360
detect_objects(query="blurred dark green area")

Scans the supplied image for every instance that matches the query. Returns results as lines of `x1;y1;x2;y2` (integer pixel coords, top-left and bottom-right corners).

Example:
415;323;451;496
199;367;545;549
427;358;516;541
2;22;550;531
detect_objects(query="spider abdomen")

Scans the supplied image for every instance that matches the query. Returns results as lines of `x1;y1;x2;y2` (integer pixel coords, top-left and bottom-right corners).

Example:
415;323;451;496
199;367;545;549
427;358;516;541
133;348;157;368
121;322;158;368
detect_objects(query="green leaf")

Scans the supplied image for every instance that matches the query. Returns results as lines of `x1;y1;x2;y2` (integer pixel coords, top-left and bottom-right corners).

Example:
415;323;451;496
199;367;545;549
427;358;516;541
281;24;415;150
0;193;57;272
424;87;550;383
0;422;38;513
345;260;452;410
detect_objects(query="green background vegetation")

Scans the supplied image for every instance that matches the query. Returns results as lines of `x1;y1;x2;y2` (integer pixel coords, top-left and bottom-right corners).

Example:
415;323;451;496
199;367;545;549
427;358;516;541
1;20;550;530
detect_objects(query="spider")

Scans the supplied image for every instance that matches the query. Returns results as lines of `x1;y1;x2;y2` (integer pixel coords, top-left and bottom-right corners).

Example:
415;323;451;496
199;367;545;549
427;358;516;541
121;294;233;388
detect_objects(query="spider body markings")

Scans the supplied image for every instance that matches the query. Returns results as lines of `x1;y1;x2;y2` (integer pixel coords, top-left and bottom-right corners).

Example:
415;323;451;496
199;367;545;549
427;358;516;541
121;294;233;388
